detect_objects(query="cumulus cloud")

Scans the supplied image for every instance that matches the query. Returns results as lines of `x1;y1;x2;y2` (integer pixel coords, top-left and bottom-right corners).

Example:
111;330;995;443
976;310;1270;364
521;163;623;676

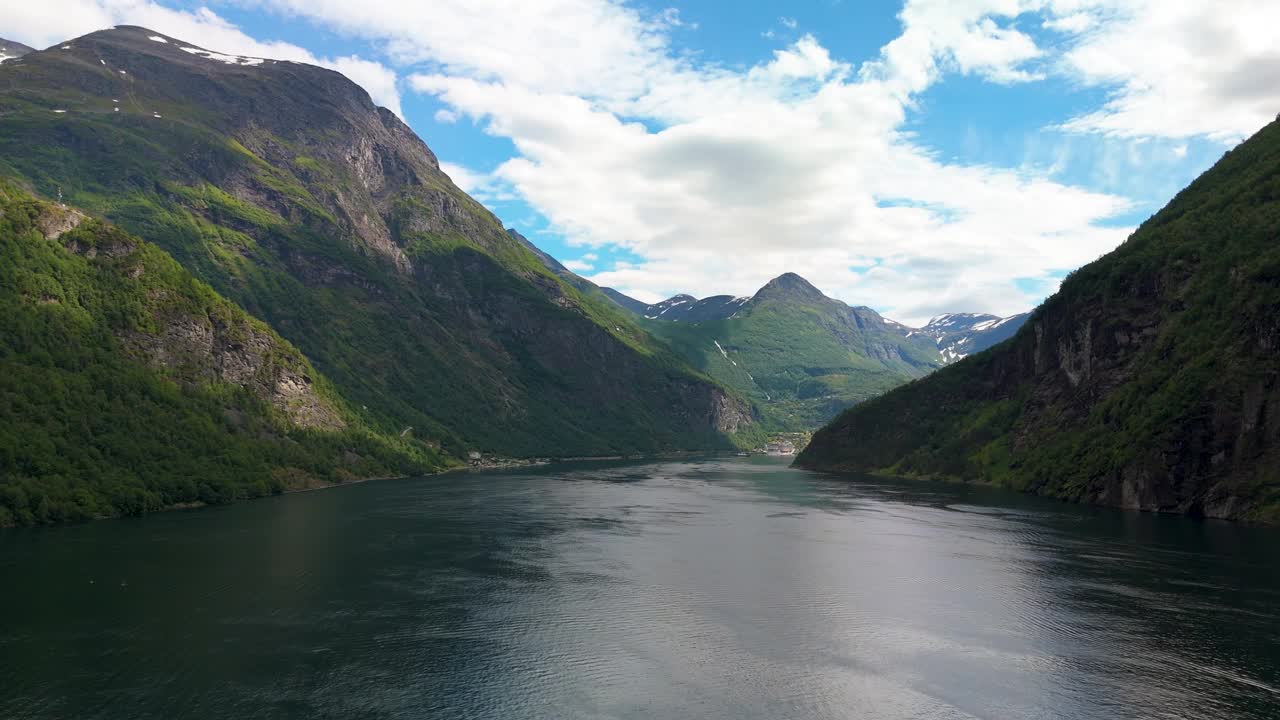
249;0;685;106
383;0;1133;322
1053;0;1280;140
15;0;1279;322
1;0;404;116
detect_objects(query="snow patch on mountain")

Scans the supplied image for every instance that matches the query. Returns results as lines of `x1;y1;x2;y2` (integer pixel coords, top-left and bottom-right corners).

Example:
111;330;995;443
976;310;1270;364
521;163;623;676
181;46;264;67
912;311;1030;364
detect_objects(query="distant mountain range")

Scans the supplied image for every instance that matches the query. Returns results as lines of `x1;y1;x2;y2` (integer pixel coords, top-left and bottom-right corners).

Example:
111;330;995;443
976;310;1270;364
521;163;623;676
575;274;1029;430
916;312;1032;363
602;288;1028;364
638;294;753;323
0;38;35;64
799;115;1280;522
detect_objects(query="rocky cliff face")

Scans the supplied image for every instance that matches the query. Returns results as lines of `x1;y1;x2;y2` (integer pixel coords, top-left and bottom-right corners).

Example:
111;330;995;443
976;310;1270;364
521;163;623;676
1012;268;1280;519
0;26;752;456
799;118;1280;521
121;313;345;431
44;206;346;431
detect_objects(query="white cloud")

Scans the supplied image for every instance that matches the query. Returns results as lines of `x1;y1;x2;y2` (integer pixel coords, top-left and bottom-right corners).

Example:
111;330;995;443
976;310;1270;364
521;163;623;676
438;161;514;203
263;0;1145;322
1042;12;1093;33
865;1;1047;93
1;0;404;116
437;162;485;193
19;0;1277;322
751;35;849;83
1053;0;1280;140
563;258;594;272
250;0;687;107
322;55;403;117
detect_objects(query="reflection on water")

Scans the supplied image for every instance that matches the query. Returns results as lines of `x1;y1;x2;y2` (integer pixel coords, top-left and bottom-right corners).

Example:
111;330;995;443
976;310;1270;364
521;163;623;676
2;457;1279;719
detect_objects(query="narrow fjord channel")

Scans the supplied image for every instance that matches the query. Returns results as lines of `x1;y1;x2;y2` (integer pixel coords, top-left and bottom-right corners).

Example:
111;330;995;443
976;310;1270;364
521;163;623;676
3;457;1279;719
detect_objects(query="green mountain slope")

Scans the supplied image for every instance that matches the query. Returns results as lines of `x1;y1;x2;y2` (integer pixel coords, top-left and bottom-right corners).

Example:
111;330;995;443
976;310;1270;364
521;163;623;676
0;26;755;458
0;182;449;526
644;273;943;430
798;118;1280;521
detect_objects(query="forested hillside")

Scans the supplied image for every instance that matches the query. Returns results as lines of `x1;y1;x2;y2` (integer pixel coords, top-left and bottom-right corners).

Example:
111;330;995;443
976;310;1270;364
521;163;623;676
799;118;1280;521
0;182;449;525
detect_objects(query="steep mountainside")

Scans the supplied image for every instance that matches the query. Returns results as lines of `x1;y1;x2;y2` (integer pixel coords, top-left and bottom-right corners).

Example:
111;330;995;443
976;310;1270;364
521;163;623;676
0;182;447;525
0;26;755;457
919;312;1030;363
600;287;652;315
0;38;35;64
642;273;944;430
799;118;1280;521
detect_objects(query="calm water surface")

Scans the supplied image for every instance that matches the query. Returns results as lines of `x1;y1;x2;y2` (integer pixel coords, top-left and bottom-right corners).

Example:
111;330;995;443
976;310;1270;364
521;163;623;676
3;457;1280;719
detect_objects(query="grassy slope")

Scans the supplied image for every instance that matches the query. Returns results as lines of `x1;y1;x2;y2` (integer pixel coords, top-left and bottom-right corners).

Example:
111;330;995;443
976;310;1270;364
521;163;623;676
0;183;451;526
646;292;942;431
798;119;1280;520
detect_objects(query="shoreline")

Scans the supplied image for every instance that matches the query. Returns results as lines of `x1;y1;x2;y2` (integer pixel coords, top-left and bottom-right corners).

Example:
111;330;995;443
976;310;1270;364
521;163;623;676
3;450;776;529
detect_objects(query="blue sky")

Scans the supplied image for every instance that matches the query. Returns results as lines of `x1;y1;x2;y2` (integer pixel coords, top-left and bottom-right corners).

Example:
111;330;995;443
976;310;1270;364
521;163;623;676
8;0;1278;323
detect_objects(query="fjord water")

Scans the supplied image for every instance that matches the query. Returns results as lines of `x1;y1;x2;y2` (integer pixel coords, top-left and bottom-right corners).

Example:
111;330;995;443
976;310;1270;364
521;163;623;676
2;458;1279;719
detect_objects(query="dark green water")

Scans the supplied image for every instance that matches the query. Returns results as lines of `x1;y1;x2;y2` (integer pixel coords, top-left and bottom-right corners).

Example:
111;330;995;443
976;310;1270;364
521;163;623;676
3;457;1280;719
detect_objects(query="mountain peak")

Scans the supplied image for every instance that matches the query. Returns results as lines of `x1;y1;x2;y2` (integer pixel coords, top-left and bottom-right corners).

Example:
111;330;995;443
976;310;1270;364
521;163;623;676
0;37;35;63
754;272;826;303
924;312;998;328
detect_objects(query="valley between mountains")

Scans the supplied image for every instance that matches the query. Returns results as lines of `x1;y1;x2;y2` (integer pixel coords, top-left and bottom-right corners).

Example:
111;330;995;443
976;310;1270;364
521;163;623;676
1;25;1275;525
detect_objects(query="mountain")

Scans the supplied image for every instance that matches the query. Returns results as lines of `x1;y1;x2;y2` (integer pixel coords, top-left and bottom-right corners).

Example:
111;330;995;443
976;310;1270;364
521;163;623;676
798;118;1280;521
640;294;752;322
502;227;663;321
0;38;35;64
0;181;447;525
599;286;652;315
604;281;1029;353
640;273;945;430
918;312;1031;363
0;26;755;462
